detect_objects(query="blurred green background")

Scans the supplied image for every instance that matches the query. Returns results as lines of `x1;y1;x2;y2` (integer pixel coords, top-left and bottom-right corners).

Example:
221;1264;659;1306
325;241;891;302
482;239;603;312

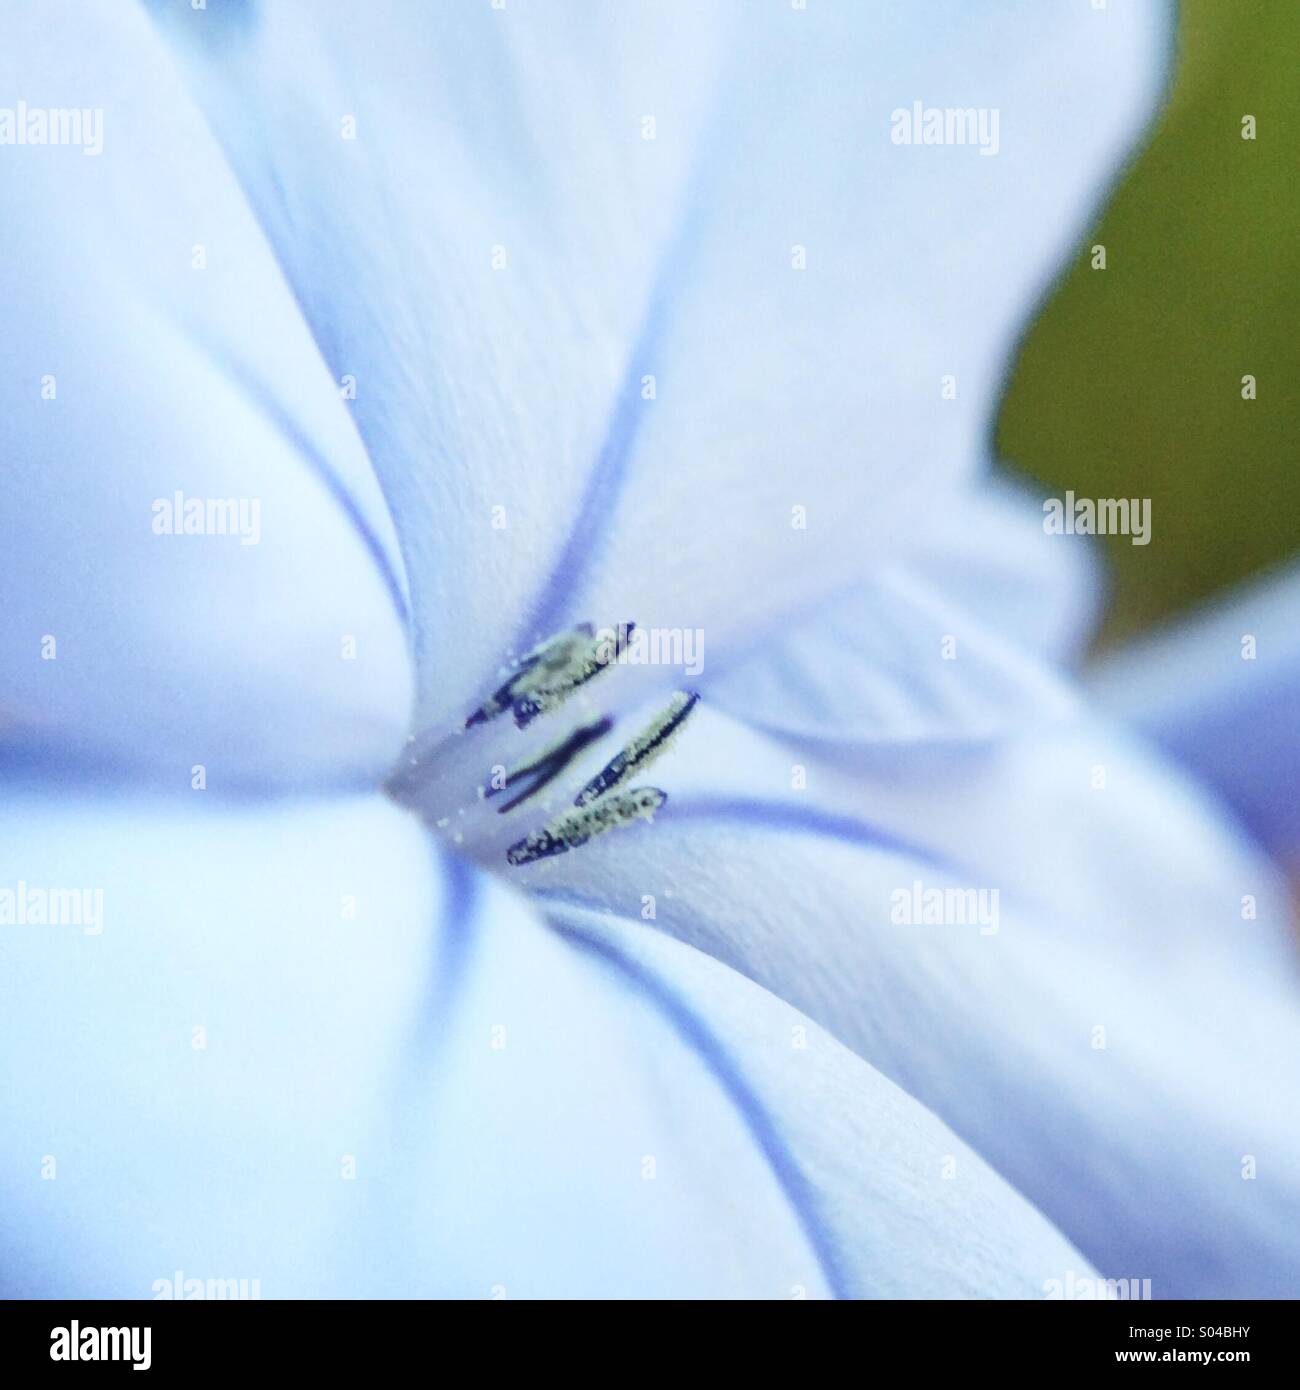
997;0;1300;647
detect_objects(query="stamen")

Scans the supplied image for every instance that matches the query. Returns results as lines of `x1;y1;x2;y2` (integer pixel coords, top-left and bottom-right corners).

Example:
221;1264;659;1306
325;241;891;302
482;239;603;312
464;623;634;730
506;787;667;868
510;624;634;728
399;618;694;869
464;625;592;728
486;717;613;814
574;691;700;807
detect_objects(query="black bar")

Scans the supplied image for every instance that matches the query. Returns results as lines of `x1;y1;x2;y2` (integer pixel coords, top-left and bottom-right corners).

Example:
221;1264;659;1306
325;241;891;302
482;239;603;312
0;1297;1289;1375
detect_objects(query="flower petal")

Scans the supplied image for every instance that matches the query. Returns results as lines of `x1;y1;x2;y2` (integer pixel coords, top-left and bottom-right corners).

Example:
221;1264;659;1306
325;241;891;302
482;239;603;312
145;0;1170;729
0;787;852;1297
520;702;1300;1296
704;481;1088;749
1090;559;1300;861
549;901;1098;1299
0;3;412;790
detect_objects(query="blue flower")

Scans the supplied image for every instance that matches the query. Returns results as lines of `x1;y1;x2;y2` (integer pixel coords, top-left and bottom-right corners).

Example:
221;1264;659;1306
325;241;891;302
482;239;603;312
3;1;1295;1299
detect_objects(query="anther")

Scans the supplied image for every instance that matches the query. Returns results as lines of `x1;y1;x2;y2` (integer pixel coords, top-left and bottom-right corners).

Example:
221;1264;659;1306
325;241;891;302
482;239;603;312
506;788;667;867
573;691;699;807
465;623;634;730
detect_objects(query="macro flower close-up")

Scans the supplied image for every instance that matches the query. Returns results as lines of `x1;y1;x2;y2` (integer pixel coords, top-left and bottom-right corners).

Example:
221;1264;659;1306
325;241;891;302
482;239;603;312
3;0;1299;1317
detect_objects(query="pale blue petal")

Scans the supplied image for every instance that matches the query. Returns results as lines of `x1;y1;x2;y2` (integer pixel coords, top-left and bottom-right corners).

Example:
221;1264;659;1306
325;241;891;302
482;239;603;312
1090;560;1300;859
0;4;412;790
704;481;1089;749
0;789;844;1298
145;0;1171;732
520;703;1300;1297
549;902;1098;1299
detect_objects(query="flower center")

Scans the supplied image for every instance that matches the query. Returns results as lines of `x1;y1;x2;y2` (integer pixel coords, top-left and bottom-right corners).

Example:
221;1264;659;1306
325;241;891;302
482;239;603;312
386;622;699;871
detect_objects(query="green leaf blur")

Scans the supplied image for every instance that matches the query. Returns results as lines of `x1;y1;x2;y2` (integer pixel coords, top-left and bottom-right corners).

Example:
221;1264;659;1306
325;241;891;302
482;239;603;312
997;0;1300;645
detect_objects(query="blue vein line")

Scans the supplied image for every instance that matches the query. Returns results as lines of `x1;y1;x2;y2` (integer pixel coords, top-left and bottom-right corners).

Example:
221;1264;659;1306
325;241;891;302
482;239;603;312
664;796;966;877
550;917;851;1300
660;797;1082;929
425;849;481;1042
146;5;410;630
188;325;411;630
517;73;737;646
518;245;689;644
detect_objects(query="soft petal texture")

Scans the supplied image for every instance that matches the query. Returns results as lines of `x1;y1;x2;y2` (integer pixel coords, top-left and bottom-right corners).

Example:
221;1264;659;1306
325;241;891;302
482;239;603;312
520;697;1300;1297
919;478;1105;667
704;481;1087;749
0;1;412;790
1090;559;1300;861
0;789;846;1298
549;902;1097;1299
146;0;1170;732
